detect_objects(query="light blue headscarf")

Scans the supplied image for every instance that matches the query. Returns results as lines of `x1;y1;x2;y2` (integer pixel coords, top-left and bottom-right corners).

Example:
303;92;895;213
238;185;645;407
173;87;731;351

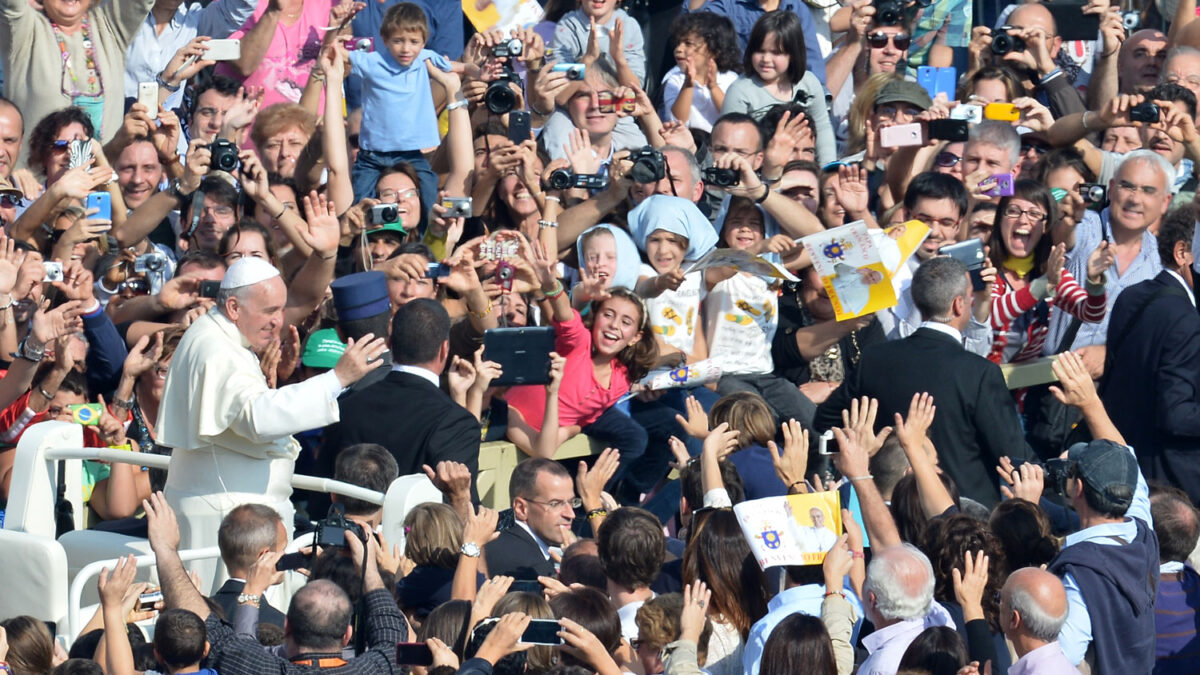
575;224;641;291
627;195;720;262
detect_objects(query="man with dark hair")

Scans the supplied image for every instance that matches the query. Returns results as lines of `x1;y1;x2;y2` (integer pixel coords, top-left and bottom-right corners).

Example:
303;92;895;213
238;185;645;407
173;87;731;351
322;298;479;495
210;504;287;628
870;436;911;503
1150;490;1200;673
816;257;1029;507
1102;205;1200;502
596;507;665;640
332;443;399;529
882;172;995;357
485;459;574;579
189;76;244;146
153;608;210;673
1043;354;1157;673
182;176;241;253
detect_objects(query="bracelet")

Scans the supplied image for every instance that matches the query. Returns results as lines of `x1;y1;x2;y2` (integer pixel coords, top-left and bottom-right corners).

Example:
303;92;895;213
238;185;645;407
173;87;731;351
446;98;469;111
755;182;771;204
0;294;13;310
470;299;494;319
530;101;554;116
107;443;132;452
111;395;136;410
847;474;874;482
824;590;845;598
788;479;806;491
538;219;558;229
850;550;865;559
155;75;180;93
543;195;561;203
38;385;54;400
586;508;607;520
1081;110;1095;132
272;204;287;220
544;281;565;299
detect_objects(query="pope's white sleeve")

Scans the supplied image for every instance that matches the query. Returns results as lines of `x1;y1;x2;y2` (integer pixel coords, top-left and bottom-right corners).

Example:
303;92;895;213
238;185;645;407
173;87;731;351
231;370;342;443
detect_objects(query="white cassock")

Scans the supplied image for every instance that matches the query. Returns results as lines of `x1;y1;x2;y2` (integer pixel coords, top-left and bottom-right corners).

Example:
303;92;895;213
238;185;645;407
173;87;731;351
157;308;343;589
797;525;839;554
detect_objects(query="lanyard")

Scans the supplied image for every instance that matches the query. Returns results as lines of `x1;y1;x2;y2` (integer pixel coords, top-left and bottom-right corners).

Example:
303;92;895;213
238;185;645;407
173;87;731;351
51;16;104;98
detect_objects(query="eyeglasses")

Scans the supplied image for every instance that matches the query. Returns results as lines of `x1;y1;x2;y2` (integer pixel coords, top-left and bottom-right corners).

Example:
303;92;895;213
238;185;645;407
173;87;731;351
876;103;922;120
935;151;961;168
1020;142;1048;156
201;205;235;218
50;140;71;152
866;33;911;50
521;496;582;510
0;194;20;208
378;189;418;202
1002;205;1047;223
1115;179;1160;196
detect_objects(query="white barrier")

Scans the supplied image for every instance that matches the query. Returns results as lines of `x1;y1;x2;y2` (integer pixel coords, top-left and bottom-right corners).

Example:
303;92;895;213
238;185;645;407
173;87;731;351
1;421;440;640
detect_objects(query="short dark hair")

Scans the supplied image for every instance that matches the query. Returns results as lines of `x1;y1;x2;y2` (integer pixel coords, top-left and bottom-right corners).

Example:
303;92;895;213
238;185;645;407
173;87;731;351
390;297;450;365
28;107;95;173
510;458;571;502
197;176;241;208
1148;82;1198;119
153;609;207;670
669;12;743;75
680;458;745;509
713;112;765;152
286;580;353;651
1151;492;1200;563
380;1;429;41
50;659;104;675
744;10;807;84
1157;204;1196;269
217;504;282;573
597;507;665;589
559;550;607;590
870;435;910;500
550;588;622;667
192;75;242;117
904;172;968;222
897;625;969;675
911;256;969;321
175;250;226;276
334;443;399;515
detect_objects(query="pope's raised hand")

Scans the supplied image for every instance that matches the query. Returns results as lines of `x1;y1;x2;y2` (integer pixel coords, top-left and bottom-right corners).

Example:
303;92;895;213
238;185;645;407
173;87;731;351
333;333;388;386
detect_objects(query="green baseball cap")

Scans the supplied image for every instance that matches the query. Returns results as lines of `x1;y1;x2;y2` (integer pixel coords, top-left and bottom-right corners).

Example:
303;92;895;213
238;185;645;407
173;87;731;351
301;329;346;369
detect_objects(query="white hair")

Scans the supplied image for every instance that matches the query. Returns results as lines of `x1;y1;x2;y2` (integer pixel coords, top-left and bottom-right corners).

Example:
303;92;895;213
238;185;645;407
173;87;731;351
967;120;1021;168
1116;149;1175;190
217;284;259;316
1009;586;1069;641
865;543;935;622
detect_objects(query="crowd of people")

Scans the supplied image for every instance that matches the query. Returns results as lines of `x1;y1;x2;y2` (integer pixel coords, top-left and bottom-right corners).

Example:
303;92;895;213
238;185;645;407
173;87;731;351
0;0;1199;673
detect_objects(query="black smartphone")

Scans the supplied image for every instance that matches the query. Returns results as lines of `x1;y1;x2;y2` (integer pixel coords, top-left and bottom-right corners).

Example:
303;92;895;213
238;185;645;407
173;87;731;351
938;239;987;291
509;579;543;595
521;619;564;645
136;589;163;612
424;262;451;278
927;118;969;142
508;111;532;143
1045;1;1101;42
1130;102;1160;124
199;280;221;299
395;642;434;666
275;551;308;572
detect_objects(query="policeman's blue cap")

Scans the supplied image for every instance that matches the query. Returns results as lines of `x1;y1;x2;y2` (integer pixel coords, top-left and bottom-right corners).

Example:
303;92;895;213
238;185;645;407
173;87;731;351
331;271;390;322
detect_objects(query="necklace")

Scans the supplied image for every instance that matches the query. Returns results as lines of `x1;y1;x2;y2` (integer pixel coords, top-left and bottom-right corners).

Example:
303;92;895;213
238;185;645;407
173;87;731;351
52;15;103;98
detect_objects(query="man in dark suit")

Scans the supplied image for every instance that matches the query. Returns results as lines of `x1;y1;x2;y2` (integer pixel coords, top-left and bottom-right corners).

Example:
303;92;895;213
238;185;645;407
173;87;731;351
210;504;287;628
1102;207;1200;502
816;256;1031;507
319;298;480;498
485;459;576;579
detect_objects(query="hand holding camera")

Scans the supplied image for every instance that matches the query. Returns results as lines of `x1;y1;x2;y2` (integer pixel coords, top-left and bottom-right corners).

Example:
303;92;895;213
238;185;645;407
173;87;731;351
711;152;764;198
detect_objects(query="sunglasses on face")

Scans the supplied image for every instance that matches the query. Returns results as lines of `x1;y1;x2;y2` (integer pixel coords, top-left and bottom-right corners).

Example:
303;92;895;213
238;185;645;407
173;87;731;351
935;151;962;167
867;33;911;50
0;194;20;208
1021;142;1048;156
50;140;71;152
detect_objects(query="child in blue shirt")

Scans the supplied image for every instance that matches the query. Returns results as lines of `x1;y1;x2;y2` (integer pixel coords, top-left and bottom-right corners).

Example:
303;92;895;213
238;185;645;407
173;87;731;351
348;2;451;227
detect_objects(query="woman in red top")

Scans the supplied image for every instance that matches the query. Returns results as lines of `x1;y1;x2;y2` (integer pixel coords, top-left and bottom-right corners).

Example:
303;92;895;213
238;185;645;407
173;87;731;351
986;181;1111;364
504;242;657;486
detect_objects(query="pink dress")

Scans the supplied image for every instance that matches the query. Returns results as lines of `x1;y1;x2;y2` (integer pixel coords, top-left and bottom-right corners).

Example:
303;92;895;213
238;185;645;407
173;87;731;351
504;310;631;432
216;0;333;108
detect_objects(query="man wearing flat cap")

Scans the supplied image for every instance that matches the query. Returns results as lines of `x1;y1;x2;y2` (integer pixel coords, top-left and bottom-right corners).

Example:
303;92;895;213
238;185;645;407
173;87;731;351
1043;352;1158;675
158;257;386;588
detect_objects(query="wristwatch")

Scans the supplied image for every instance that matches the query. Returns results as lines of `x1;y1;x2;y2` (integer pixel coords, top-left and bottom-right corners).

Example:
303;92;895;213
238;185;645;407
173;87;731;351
460;542;481;558
237;593;261;607
16;334;45;363
167;178;195;201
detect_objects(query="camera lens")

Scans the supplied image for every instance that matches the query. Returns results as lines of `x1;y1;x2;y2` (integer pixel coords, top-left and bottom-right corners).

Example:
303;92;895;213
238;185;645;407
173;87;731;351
1085;185;1105;203
485;80;517;114
1123;11;1140;30
991;33;1012;55
548;169;573;190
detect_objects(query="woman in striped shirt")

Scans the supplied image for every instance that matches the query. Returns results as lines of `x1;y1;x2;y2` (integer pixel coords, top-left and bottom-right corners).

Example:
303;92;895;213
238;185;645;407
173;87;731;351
985;180;1111;364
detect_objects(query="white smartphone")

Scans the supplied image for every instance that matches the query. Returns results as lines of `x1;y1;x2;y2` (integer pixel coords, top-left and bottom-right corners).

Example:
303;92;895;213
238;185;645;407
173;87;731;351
204;39;241;61
879;122;926;148
137;82;158;119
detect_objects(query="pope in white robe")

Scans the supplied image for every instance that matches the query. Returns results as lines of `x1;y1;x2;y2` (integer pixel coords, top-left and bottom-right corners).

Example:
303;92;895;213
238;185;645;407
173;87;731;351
157;258;384;589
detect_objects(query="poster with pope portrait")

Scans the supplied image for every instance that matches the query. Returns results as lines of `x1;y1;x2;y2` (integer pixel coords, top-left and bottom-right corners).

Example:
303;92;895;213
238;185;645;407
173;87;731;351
798;221;899;321
734;491;842;568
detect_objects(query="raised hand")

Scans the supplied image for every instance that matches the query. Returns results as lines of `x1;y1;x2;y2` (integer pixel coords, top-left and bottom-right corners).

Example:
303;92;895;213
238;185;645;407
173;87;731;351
893;392;935;453
332;333;388;387
301;190;343;257
1086;241;1113;285
422;460;474;503
463;504;500;550
1050;350;1099;409
674;395;710;439
30;299;84;345
768;418;809;491
142;491;181;554
951;549;989;622
1045;243;1066;288
842;396;892;457
679;579;711;644
576;447;619;511
995;456;1045;502
448;354;478;402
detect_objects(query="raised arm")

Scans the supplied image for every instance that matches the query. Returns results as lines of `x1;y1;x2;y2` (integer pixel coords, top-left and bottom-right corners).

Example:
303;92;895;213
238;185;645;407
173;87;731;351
319;43;355;214
229;3;282;77
893;393;955;517
144;492;211;618
832;427;900;549
283;191;340;327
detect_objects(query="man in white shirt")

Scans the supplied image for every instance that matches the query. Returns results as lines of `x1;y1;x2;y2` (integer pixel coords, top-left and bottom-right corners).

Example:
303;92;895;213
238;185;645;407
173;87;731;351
158;257;386;588
858;544;955;675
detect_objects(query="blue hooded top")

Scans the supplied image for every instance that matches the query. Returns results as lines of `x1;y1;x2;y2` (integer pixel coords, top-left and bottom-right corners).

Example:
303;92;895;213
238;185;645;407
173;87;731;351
574;224;641;291
627;195;720;262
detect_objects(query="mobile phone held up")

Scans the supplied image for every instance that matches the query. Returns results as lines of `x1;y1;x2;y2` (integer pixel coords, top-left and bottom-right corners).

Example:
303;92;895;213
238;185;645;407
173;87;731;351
86;191;112;222
938;239;987;291
395;643;434;667
137;82;158;120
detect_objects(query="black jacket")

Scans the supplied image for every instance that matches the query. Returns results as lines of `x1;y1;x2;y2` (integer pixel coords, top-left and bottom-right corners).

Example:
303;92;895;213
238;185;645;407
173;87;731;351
210;579;285;628
1101;271;1200;502
484;525;555;580
815;327;1031;507
314;370;480;513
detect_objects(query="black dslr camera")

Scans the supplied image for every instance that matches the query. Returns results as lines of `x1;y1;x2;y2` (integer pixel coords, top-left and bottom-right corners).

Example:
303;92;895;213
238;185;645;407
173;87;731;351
627;146;666;184
315;504;367;549
990;28;1026;55
1043;458;1074;496
485;65;524;115
874;0;905;25
207;138;240;173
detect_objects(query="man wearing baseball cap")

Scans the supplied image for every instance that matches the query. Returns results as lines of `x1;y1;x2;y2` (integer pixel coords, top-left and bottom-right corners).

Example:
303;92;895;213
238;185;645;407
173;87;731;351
1044;353;1158;674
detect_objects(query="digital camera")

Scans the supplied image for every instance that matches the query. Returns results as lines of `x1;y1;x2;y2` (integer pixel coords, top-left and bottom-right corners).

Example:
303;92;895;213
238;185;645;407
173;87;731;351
207;138;240;173
627;146;666;184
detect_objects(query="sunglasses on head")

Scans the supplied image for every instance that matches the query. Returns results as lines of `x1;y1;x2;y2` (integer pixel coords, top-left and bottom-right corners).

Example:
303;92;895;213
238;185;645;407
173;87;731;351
867;33;911;50
935;151;962;167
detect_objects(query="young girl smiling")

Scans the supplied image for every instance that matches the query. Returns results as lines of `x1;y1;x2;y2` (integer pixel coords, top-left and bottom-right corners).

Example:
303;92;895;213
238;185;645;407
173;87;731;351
721;11;836;166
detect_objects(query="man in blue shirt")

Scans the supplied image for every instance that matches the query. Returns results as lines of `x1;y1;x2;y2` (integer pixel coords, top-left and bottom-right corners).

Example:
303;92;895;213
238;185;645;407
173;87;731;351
683;0;827;86
1044;352;1158;675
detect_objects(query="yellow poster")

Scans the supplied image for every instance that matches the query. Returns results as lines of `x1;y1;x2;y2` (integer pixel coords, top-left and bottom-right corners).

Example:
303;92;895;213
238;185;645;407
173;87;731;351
800;221;899;321
463;0;544;34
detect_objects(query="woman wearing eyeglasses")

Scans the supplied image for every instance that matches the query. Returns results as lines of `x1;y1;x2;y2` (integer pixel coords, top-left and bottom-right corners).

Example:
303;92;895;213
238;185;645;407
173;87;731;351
985;179;1110;365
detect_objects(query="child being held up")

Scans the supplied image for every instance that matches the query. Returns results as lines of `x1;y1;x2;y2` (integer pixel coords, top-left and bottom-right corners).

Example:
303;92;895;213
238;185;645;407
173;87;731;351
348;2;456;216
